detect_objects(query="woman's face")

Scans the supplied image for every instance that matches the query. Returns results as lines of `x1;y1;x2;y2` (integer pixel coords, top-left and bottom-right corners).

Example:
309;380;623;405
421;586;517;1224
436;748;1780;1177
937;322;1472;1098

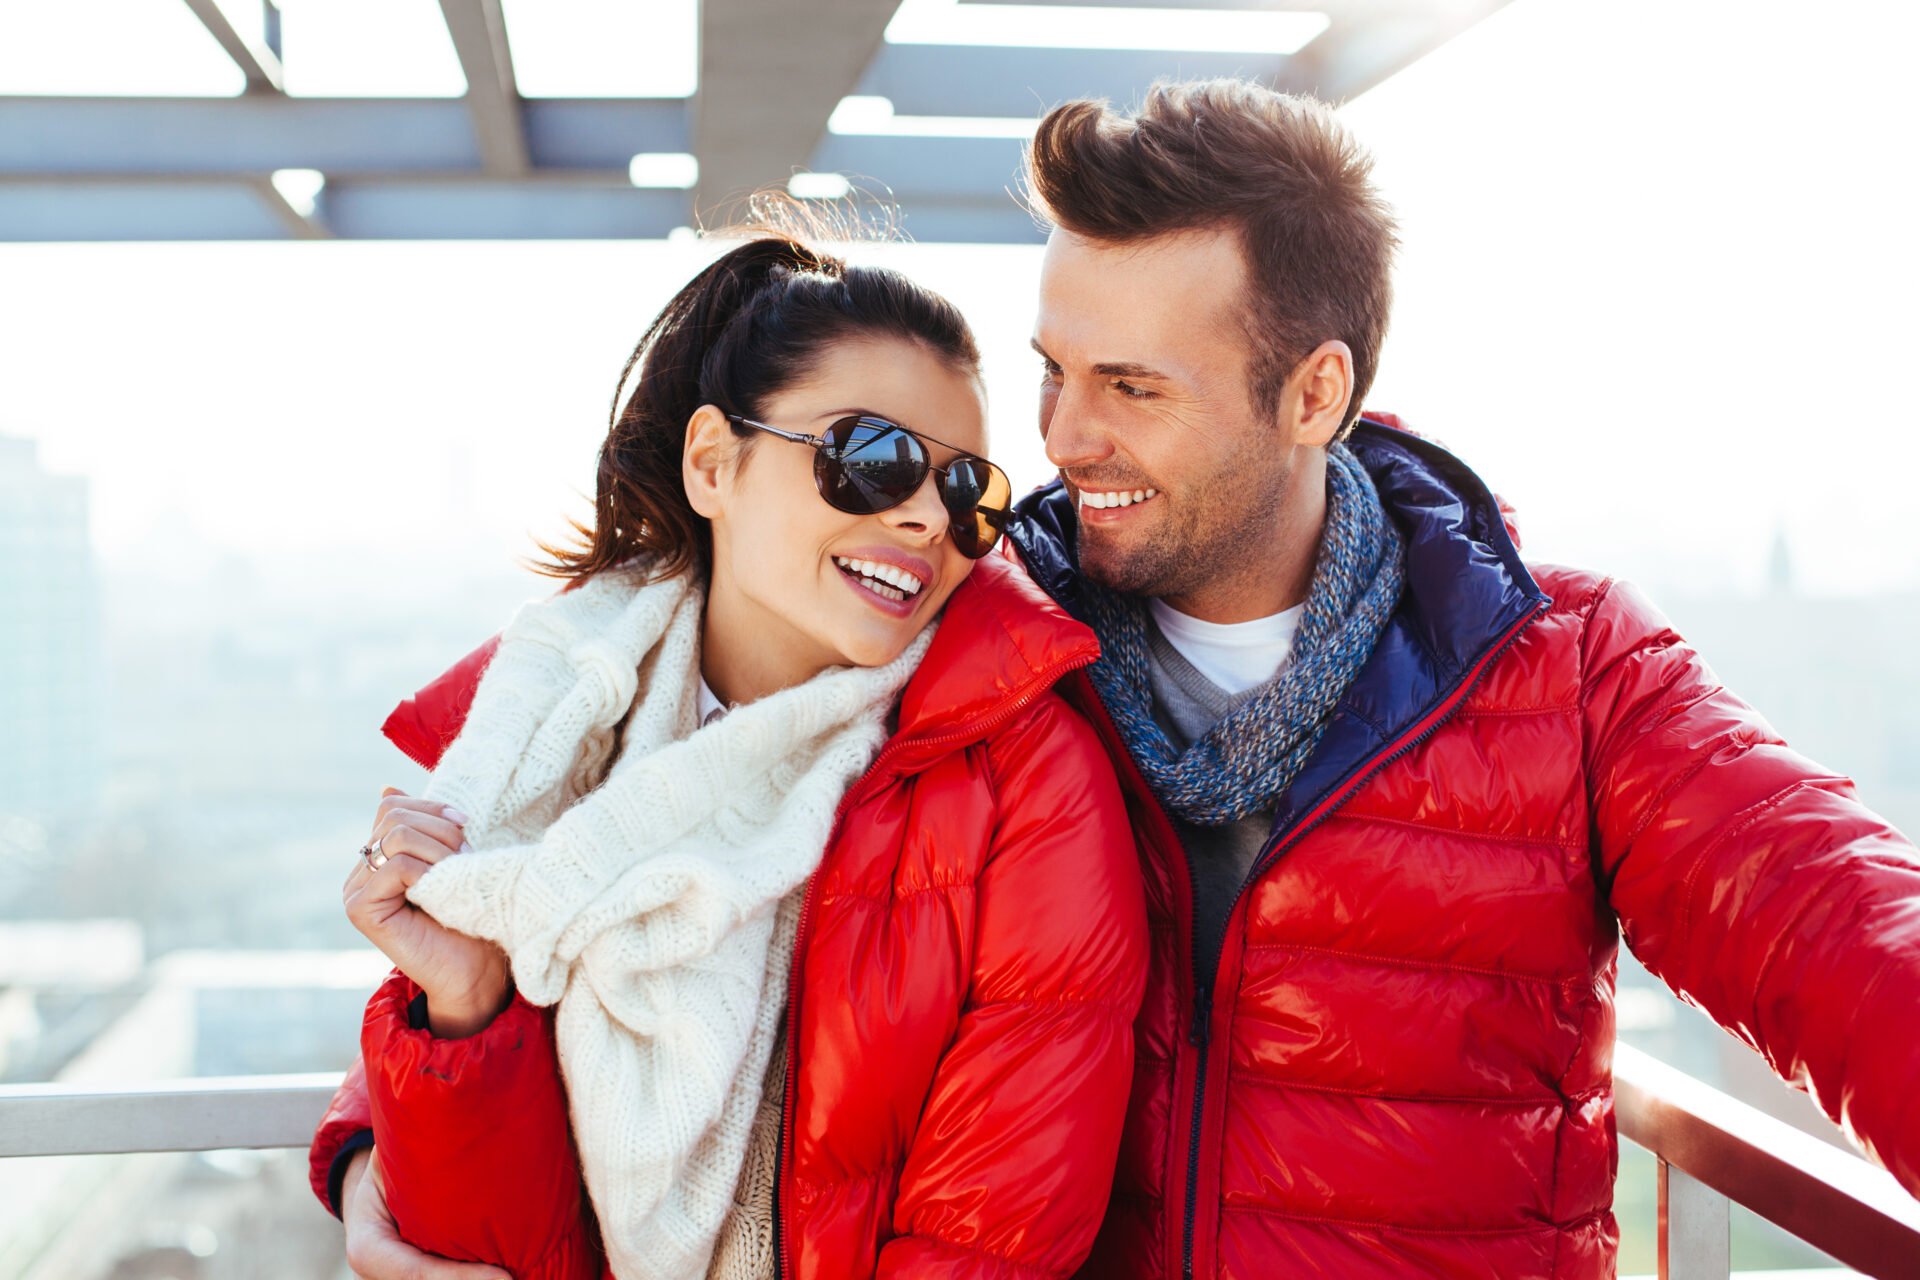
690;336;989;682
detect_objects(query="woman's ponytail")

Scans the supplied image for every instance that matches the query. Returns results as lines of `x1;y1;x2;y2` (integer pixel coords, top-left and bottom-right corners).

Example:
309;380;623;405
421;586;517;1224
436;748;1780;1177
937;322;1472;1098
533;221;977;584
532;236;831;582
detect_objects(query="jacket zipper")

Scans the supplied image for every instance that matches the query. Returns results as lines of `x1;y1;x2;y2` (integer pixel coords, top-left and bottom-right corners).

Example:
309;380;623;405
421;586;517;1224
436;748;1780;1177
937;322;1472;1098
1179;974;1209;1280
773;646;1099;1280
1175;598;1548;1279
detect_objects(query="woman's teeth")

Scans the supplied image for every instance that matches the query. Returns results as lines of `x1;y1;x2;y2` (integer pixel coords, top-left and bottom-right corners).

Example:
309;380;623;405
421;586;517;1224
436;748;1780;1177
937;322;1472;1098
834;556;925;603
1080;487;1160;511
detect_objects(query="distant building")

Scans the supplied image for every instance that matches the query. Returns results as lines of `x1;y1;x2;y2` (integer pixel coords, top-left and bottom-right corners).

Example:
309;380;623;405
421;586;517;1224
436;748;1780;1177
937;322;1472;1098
1767;524;1795;595
0;436;103;821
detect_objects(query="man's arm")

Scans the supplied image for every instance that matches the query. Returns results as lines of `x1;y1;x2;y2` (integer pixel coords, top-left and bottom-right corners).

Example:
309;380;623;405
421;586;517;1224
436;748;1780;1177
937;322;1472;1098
1584;575;1920;1195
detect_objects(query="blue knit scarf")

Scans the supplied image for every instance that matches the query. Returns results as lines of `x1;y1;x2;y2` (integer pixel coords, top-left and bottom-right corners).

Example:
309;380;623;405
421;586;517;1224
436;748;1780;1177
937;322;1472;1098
1077;444;1405;826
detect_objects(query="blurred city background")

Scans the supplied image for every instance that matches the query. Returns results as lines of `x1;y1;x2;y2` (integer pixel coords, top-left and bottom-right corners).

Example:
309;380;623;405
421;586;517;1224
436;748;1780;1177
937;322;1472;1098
3;0;1918;1276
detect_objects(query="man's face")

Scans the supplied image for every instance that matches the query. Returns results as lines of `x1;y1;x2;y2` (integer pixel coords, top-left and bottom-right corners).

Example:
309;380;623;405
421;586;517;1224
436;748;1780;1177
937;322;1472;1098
1033;226;1301;601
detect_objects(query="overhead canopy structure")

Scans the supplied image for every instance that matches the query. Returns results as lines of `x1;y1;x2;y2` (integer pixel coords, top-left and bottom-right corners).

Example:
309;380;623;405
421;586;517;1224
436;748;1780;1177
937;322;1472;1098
0;0;1510;243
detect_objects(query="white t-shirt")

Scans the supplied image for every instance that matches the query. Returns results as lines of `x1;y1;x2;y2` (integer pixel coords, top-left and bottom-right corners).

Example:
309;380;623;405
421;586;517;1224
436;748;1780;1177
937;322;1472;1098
1147;598;1304;696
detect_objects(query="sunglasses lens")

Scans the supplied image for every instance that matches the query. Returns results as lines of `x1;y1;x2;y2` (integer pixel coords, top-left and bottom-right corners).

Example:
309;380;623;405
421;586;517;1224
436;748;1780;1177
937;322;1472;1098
941;457;1013;559
813;416;1010;559
816;417;929;515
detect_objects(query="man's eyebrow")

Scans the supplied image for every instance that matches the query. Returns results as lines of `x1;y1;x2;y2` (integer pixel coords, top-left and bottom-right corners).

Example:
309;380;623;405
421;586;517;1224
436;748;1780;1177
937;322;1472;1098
1031;338;1172;381
1092;360;1171;380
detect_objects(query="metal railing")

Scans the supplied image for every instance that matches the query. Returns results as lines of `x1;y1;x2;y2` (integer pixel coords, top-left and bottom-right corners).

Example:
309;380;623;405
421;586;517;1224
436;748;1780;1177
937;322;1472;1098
1613;1043;1920;1279
3;1047;1918;1277
0;1071;340;1158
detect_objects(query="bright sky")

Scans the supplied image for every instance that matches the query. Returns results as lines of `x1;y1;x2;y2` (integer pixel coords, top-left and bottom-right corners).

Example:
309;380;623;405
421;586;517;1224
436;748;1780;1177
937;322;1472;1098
3;0;1917;596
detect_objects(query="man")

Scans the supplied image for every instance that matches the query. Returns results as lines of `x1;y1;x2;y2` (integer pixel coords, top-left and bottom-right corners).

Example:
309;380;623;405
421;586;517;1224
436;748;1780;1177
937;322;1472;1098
1007;80;1920;1277
321;80;1920;1279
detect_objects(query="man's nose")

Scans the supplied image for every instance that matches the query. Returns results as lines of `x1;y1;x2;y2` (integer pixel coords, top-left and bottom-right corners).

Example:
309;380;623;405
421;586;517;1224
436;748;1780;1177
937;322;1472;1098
1041;381;1111;471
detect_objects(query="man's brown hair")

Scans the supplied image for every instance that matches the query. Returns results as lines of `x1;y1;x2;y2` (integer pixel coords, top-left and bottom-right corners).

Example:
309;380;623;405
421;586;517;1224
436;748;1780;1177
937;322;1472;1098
1024;78;1397;436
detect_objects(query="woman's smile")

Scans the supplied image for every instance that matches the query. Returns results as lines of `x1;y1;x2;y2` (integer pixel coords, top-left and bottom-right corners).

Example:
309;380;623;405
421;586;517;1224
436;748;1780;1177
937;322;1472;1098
832;546;935;616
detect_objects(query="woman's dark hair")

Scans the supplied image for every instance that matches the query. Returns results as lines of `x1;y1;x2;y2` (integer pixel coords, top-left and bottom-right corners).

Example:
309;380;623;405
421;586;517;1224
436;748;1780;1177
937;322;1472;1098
534;222;981;583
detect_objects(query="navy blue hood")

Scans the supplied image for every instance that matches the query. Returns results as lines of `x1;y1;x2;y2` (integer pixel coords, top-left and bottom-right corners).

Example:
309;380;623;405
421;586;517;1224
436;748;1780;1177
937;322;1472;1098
1006;417;1552;841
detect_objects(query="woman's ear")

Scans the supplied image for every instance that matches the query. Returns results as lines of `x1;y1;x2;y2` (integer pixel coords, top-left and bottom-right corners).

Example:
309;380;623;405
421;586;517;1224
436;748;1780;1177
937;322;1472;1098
683;404;736;519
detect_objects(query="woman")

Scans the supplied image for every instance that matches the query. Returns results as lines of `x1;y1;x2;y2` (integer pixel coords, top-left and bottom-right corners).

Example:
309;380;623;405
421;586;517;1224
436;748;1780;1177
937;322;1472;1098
313;233;1148;1280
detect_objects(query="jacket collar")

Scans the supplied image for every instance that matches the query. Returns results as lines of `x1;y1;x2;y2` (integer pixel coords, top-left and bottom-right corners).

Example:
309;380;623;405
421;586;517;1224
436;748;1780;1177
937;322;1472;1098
893;553;1100;750
1008;416;1551;838
383;555;1099;774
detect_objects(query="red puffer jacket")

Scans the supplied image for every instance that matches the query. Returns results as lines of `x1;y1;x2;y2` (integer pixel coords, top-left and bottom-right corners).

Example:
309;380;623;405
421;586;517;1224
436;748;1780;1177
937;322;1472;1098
1011;418;1920;1279
308;555;1149;1279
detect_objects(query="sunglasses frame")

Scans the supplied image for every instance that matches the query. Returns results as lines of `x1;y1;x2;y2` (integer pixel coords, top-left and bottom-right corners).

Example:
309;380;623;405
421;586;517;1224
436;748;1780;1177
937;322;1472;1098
726;413;1012;559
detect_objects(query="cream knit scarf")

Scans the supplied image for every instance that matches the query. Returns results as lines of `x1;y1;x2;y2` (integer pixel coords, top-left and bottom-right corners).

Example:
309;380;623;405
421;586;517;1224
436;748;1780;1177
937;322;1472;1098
405;563;934;1280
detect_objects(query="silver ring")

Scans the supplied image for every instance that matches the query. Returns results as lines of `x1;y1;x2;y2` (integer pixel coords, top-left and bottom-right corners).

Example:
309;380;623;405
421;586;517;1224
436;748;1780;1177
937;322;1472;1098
360;833;390;872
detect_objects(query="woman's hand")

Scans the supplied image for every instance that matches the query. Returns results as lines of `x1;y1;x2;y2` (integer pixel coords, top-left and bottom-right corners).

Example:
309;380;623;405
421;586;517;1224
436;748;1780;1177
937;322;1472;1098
344;788;511;1039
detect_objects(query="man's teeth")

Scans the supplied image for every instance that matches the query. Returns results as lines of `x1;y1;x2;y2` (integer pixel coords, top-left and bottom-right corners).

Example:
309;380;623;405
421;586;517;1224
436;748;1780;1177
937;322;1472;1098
1080;487;1160;511
833;557;925;602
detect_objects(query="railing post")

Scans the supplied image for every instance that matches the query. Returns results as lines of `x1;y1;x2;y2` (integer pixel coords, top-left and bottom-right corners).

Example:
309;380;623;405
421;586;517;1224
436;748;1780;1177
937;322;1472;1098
1658;1158;1730;1280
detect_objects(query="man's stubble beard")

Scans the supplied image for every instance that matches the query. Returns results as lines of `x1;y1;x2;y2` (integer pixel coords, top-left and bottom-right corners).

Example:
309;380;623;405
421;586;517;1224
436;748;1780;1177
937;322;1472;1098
1078;448;1293;602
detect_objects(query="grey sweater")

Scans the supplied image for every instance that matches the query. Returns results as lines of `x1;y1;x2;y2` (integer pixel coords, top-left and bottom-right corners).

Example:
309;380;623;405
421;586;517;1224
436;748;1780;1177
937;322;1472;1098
1143;619;1281;989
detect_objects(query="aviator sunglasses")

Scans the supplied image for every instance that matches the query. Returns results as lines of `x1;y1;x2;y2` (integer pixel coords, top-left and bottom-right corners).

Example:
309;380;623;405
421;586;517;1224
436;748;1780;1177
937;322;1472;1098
726;413;1014;559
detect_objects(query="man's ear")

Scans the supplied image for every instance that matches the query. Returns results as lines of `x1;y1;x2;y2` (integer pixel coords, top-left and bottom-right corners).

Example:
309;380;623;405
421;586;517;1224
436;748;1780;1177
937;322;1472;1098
1289;339;1355;449
683;404;736;519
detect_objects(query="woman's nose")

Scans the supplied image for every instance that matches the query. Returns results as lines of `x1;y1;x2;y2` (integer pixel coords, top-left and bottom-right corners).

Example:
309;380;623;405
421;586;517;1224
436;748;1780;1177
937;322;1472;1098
879;470;950;540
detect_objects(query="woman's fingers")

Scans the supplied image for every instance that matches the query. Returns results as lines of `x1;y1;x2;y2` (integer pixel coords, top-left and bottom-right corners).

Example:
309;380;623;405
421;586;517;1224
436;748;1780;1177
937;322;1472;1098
342;814;468;897
379;821;469;867
373;810;470;858
345;851;440;948
378;786;468;822
344;851;434;920
376;789;472;843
